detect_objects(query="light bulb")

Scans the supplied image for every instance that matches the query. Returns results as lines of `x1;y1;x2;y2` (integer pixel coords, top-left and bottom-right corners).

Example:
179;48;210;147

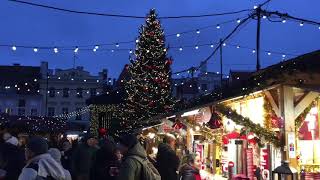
54;47;58;53
263;16;267;19
115;43;119;48
74;47;79;53
95;45;99;49
253;5;258;9
176;33;180;37
236;45;240;49
237;19;241;23
135;39;139;43
196;29;200;34
210;44;214;48
252;49;256;53
129;50;133;54
223;43;226;46
268;52;271;56
195;45;199;50
93;48;97;52
282;19;286;23
12;46;17;51
33;48;38;52
300;22;304;26
216;24;220;29
111;49;114;53
282;54;286;58
179;47;183;51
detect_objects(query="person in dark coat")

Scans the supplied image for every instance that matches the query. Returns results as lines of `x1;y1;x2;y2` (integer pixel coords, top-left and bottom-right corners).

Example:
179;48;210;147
0;133;25;180
71;134;98;180
179;154;201;180
156;134;180;180
117;134;160;180
92;139;121;180
61;141;73;171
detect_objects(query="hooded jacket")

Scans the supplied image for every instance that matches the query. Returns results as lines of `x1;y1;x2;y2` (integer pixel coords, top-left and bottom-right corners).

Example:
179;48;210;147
18;153;67;180
117;142;147;180
179;164;201;180
156;143;180;180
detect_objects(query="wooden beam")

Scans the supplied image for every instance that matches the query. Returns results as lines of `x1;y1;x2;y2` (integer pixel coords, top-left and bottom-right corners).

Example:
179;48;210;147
294;91;319;119
265;90;280;117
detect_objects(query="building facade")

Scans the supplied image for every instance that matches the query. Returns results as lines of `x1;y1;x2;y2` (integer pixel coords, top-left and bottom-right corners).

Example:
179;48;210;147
39;62;108;124
0;64;43;116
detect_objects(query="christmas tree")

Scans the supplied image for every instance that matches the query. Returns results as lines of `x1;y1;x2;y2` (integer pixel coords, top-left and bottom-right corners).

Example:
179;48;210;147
123;9;174;129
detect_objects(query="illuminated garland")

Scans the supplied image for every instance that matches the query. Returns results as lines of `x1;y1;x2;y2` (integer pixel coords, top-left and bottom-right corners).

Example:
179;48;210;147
295;99;317;130
215;104;280;147
263;96;275;129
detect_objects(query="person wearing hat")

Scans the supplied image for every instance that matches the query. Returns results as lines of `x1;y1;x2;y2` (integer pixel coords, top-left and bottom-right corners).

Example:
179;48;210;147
116;134;160;180
18;136;66;180
48;148;72;180
71;134;98;180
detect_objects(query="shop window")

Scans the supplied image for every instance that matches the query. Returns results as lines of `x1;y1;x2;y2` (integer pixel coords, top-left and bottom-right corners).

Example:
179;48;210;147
63;88;69;98
48;107;55;117
18;108;25;116
30;108;38;116
49;87;55;97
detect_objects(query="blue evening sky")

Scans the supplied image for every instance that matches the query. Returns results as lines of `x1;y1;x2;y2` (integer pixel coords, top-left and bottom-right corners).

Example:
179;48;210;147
0;0;319;78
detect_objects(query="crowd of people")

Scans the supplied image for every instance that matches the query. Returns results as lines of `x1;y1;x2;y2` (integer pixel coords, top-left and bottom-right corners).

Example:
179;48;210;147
0;129;203;180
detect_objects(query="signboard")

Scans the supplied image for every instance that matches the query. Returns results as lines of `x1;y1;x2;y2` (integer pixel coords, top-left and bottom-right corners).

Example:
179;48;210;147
260;148;270;180
246;148;254;180
287;132;296;158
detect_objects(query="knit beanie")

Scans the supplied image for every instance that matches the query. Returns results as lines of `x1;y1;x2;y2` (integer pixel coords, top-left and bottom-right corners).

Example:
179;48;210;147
27;137;48;155
119;134;138;149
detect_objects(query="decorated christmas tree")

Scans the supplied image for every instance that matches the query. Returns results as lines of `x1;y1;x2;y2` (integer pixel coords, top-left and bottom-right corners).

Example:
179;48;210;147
123;9;174;129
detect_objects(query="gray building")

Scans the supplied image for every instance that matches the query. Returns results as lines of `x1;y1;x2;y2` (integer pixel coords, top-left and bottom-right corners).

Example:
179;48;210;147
39;62;108;124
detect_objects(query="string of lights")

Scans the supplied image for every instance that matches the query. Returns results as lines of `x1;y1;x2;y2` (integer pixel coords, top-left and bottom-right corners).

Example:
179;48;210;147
9;0;251;19
54;105;91;119
0;16;249;52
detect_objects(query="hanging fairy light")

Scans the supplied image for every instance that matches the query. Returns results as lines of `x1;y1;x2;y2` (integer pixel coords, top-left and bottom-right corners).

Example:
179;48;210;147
115;43;120;48
95;45;99;49
176;33;181;37
74;47;79;53
263;15;267;19
237;19;241;23
93;48;97;52
282;19;286;23
300;22;304;26
236;45;240;49
33;48;38;53
129;49;133;54
12;46;17;51
196;29;200;34
210;44;214;48
111;49;114;53
267;52;271;56
135;39;139;43
252;49;256;53
195;45;199;50
223;43;226;46
53;47;58;53
282;54;286;58
179;47;183;51
216;24;221;29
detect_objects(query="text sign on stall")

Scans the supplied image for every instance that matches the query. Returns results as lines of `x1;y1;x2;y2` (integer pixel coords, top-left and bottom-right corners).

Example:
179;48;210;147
287;132;296;158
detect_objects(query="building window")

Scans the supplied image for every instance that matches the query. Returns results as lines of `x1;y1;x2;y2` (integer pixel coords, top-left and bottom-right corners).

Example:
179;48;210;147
63;88;69;98
62;108;68;115
201;84;208;91
18;108;25;116
90;88;97;97
18;99;26;107
48;107;55;117
75;108;82;120
5;108;12;115
49;87;55;97
76;88;83;98
30;108;38;116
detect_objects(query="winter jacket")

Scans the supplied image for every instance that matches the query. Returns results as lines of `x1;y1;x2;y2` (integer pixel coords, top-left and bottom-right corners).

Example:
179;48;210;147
18;153;68;180
179;164;201;180
117;143;147;180
71;143;97;180
0;142;25;180
61;149;73;171
156;143;180;180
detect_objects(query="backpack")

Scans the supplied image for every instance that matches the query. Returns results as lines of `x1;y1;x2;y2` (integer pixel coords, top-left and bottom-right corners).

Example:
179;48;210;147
129;156;161;180
27;163;55;180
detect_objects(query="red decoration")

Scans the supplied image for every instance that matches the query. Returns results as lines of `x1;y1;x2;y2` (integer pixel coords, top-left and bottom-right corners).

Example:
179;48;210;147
206;111;222;129
166;59;173;65
99;128;107;135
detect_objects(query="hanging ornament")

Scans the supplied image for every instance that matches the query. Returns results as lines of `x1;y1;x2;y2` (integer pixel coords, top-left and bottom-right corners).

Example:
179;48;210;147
149;31;154;36
166;59;173;65
172;119;185;130
98;128;107;136
206;110;222;129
